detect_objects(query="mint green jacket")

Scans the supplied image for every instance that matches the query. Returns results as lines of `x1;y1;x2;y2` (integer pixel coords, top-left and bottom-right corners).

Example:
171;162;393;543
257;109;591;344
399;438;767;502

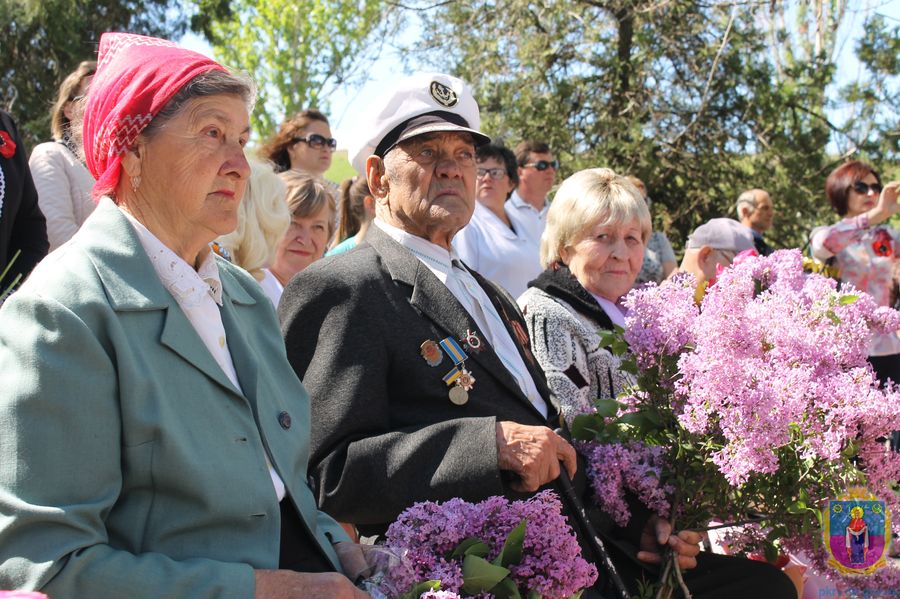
0;199;347;598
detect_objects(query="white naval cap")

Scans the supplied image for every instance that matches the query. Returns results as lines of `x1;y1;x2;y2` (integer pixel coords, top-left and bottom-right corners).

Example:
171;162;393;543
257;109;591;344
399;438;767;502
348;72;491;175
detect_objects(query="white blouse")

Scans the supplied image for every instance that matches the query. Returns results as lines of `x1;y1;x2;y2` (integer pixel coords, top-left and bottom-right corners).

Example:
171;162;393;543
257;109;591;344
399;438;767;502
454;201;543;298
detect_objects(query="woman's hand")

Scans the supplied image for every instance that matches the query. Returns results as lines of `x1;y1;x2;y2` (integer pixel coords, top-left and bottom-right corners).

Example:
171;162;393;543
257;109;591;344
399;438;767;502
253;570;371;598
636;516;702;570
869;180;900;225
334;541;369;582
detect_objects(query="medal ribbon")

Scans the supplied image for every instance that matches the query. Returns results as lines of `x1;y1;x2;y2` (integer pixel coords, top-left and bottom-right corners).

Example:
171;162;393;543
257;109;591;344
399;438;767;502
439;337;468;365
442;367;461;386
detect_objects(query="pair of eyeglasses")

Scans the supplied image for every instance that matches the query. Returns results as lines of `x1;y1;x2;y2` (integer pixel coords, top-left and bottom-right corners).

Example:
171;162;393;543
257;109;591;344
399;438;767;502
851;181;882;195
476;167;507;180
293;133;337;150
523;159;559;171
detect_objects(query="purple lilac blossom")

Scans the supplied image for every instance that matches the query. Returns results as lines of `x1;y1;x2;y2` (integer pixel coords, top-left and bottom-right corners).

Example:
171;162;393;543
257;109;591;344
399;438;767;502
577;440;672;526
381;491;598;598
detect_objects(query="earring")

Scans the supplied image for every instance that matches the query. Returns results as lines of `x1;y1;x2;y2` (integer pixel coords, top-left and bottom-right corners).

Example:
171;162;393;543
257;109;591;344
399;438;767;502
130;176;141;192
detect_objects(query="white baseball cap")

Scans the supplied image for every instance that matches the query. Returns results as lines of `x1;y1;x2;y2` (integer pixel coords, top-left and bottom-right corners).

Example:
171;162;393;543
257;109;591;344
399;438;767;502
686;218;755;252
348;72;491;175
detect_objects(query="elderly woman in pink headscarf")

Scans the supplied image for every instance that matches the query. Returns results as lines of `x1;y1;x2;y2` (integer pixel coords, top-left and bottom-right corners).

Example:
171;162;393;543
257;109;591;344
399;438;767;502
0;33;369;599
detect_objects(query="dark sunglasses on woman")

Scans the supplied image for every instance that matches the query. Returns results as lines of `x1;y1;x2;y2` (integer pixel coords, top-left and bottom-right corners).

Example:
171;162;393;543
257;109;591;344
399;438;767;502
293;133;337;150
852;181;883;195
524;159;559;171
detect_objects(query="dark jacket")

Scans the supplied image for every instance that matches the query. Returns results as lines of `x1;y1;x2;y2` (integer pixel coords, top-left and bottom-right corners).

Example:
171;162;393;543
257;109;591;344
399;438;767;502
0;111;48;288
279;225;565;534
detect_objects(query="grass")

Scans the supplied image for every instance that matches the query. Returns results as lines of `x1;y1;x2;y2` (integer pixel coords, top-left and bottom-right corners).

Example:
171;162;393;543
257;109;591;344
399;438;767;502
324;150;360;185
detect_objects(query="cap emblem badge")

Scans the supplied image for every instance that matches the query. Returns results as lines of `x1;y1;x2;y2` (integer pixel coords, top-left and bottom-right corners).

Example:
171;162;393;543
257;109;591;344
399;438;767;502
430;81;458;107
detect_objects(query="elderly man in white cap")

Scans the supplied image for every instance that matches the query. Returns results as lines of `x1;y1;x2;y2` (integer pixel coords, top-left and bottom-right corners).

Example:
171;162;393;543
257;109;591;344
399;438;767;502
678;217;756;291
279;71;579;523
279;74;794;599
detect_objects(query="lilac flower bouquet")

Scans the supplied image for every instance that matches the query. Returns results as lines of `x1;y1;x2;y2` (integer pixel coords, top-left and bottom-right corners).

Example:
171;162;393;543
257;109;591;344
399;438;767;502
374;490;597;599
572;249;900;592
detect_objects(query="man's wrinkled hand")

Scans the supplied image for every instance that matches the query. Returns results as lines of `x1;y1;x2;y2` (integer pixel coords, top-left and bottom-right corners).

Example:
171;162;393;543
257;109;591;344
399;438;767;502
495;421;577;492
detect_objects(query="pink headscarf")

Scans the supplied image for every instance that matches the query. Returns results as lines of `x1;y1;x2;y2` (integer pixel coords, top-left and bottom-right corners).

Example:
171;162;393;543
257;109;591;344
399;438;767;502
82;32;226;200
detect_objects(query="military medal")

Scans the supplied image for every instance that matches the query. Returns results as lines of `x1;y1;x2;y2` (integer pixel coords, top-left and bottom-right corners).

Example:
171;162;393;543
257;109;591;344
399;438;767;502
457;369;475;391
420;340;443;367
461;329;483;353
448;385;469;406
438;337;476;405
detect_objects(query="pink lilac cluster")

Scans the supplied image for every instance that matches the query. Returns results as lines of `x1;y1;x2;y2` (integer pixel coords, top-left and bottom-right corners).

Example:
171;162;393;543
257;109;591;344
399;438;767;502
577;440;673;526
621;272;698;371
857;437;900;528
382;491;598;598
419;592;462;599
624;249;900;488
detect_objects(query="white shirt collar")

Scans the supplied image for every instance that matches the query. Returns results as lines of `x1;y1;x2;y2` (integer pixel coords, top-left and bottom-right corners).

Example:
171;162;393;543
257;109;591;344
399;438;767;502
374;218;462;281
509;189;549;213
121;208;223;306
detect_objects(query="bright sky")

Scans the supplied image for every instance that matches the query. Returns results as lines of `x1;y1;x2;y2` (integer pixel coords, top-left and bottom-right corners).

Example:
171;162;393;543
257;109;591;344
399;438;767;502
180;1;900;152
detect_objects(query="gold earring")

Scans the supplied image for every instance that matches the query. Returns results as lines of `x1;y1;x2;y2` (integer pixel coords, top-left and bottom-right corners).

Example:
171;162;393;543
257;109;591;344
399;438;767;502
130;176;141;192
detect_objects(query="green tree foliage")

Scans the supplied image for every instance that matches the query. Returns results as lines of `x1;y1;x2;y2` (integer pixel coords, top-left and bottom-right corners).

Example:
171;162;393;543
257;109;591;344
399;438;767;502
840;14;900;172
195;0;394;138
404;0;899;252
1;0;186;150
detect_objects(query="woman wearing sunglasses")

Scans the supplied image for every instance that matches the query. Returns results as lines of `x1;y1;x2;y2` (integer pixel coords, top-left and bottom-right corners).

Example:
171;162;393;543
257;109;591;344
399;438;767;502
260;109;337;179
811;160;900;385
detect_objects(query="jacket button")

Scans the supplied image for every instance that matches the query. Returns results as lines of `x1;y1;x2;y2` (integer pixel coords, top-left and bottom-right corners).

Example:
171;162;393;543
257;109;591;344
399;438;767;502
278;411;292;430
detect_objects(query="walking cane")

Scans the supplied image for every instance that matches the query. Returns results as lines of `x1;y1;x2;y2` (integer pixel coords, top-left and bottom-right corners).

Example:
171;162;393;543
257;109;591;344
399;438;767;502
554;429;631;599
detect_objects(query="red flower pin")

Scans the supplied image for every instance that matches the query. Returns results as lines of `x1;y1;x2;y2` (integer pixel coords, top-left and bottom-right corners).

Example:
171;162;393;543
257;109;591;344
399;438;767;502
872;229;893;257
0;130;16;159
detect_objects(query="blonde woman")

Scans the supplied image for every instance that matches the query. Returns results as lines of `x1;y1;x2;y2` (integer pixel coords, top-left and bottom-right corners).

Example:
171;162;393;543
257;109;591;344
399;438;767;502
267;171;336;301
518;168;650;421
28;60;97;250
217;160;290;306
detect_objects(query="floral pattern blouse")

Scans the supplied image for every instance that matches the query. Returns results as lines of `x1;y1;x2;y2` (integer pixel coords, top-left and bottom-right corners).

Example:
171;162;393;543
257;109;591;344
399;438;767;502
811;214;900;356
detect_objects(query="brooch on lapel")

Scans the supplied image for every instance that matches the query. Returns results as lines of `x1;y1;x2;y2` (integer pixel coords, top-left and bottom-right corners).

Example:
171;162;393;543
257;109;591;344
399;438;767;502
461;329;484;353
420;339;444;367
421;336;476;405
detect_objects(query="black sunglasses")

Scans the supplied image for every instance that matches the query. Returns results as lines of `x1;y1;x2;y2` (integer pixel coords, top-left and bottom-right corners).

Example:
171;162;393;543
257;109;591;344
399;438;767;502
293;133;337;150
523;159;559;171
852;181;882;195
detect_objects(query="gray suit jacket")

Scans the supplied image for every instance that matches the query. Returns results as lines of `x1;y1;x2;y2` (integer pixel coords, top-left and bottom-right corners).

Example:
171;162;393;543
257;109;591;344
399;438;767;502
279;225;564;534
